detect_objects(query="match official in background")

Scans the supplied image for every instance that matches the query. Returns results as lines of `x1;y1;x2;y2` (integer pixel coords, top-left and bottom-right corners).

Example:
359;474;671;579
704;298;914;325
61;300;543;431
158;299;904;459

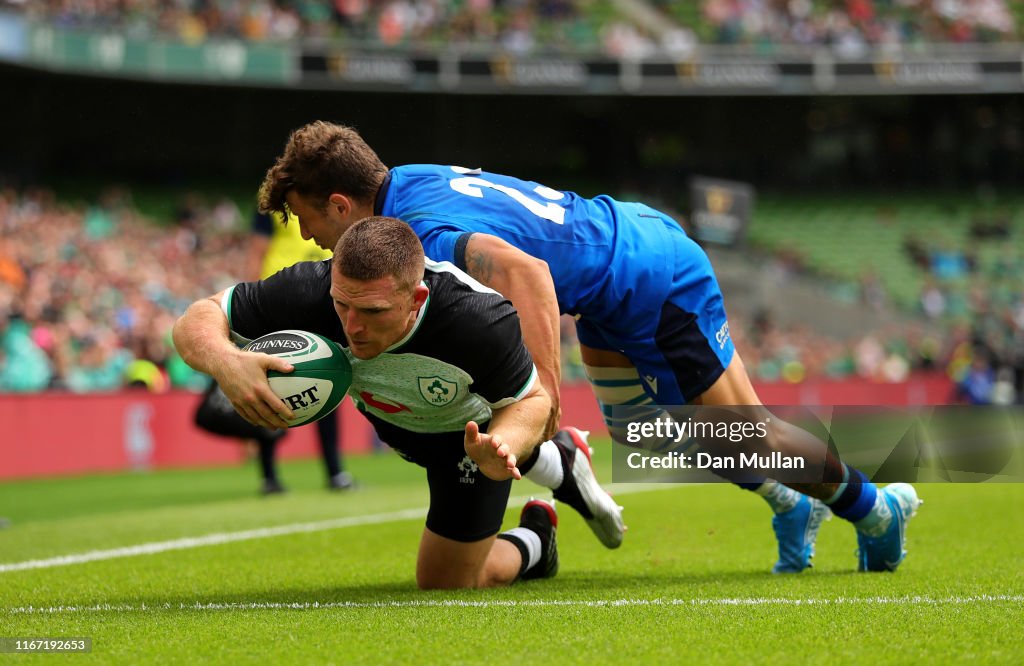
248;209;352;492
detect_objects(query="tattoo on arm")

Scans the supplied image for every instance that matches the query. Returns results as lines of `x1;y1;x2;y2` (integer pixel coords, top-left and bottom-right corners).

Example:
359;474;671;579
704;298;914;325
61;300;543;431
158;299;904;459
466;247;495;283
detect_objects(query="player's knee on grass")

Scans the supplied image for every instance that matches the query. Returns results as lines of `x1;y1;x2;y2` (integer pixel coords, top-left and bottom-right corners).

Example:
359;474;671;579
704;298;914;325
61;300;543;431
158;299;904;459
414;444;515;588
416;530;517;590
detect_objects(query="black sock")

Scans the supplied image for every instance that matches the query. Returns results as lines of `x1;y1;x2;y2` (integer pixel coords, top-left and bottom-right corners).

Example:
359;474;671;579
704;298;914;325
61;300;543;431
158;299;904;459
517;448;539;475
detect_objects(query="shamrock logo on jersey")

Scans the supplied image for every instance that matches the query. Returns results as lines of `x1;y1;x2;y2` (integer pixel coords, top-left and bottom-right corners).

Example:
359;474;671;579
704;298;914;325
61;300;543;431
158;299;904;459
418;376;458;406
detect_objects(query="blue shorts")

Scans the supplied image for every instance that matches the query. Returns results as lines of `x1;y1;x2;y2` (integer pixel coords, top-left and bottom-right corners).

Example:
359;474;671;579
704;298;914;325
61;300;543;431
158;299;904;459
575;217;734;404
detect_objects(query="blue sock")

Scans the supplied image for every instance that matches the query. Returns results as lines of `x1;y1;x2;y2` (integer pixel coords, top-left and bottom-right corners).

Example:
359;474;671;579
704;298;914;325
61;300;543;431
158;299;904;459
823;465;878;523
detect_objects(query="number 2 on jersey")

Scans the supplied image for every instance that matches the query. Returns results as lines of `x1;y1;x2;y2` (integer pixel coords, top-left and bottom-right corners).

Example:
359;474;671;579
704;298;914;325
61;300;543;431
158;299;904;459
449;172;566;225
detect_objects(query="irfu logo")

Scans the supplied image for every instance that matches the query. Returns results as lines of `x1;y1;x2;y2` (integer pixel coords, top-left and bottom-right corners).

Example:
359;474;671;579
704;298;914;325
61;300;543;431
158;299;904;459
457;455;479;484
418;376;457;406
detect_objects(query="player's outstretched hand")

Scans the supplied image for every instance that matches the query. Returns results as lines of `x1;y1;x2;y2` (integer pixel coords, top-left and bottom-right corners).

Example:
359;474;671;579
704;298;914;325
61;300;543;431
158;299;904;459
216;349;295;429
464;421;522;482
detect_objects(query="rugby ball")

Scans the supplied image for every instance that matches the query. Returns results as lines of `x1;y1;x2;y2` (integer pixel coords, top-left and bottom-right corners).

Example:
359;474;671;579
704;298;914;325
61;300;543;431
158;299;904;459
242;330;351;427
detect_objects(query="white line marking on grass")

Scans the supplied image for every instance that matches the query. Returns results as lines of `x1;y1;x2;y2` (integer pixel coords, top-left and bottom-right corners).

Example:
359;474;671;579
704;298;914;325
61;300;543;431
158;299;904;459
4;595;1022;615
0;486;673;574
0;508;427;574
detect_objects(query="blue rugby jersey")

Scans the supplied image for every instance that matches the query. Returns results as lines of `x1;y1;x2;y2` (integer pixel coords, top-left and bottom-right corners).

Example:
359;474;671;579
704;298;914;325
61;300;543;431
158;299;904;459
376;165;681;324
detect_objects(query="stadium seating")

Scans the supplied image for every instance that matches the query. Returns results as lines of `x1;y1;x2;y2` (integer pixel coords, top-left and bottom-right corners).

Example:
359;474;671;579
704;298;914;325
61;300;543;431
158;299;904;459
744;192;1023;395
749;192;1024;312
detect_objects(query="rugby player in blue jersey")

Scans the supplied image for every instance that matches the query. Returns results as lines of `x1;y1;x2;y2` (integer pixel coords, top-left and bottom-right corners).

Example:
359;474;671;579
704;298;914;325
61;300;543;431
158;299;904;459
253;121;921;573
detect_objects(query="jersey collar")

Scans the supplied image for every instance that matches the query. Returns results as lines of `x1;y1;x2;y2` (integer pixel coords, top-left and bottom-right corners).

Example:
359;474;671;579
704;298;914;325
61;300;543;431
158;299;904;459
385;280;429;353
373;171;393;216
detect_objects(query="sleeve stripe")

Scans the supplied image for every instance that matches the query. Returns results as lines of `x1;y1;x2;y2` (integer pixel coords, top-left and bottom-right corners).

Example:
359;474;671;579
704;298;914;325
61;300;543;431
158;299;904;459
478;365;538;411
453;232;474;273
514;365;539;400
220;286;235;327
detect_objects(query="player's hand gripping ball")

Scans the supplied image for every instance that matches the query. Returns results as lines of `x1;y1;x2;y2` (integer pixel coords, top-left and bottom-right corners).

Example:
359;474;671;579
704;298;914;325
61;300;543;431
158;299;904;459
242;330;352;427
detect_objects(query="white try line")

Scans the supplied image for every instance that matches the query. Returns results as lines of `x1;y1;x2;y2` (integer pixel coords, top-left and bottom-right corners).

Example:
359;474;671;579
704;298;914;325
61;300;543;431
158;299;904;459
0;486;671;575
4;595;1023;615
0;507;429;574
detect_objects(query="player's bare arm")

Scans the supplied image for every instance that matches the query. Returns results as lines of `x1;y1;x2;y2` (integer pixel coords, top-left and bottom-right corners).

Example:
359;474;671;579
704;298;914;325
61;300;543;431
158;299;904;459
172;291;295;429
464;233;562;439
464;382;550;482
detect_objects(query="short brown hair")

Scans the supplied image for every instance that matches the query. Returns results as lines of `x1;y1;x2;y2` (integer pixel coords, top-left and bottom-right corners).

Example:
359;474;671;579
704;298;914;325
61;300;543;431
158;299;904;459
334;217;425;293
258;121;388;216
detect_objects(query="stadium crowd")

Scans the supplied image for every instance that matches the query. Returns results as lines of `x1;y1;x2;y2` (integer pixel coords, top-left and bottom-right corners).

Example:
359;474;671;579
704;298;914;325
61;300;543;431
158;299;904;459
907;224;1024;405
684;0;1017;50
0;185;240;393
12;0;604;53
1;183;1018;404
8;0;1019;57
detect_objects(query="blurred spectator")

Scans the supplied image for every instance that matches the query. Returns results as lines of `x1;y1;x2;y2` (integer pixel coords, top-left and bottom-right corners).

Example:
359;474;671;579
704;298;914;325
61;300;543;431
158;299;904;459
902;233;931;271
859;268;887;311
0;315;52;391
602;20;656;59
930;238;970;281
65;334;132;392
989;366;1016;405
125;358;170;392
919;277;946;319
854;333;887;379
0;184;250;394
956;354;995;404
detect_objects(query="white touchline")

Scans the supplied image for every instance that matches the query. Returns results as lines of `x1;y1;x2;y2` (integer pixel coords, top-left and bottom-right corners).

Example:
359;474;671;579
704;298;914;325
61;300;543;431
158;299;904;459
3;596;1023;614
0;486;671;574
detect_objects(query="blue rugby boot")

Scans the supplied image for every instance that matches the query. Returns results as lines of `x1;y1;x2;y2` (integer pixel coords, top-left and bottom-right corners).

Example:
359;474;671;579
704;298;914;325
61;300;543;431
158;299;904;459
857;483;922;572
772;494;831;574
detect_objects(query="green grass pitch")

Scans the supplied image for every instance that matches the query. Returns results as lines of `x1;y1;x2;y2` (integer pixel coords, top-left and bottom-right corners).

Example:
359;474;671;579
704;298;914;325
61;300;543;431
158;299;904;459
1;440;1022;664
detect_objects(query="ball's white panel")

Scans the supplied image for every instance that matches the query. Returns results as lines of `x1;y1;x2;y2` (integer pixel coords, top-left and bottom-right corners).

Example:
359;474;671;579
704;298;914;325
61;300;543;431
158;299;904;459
268;375;337;426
